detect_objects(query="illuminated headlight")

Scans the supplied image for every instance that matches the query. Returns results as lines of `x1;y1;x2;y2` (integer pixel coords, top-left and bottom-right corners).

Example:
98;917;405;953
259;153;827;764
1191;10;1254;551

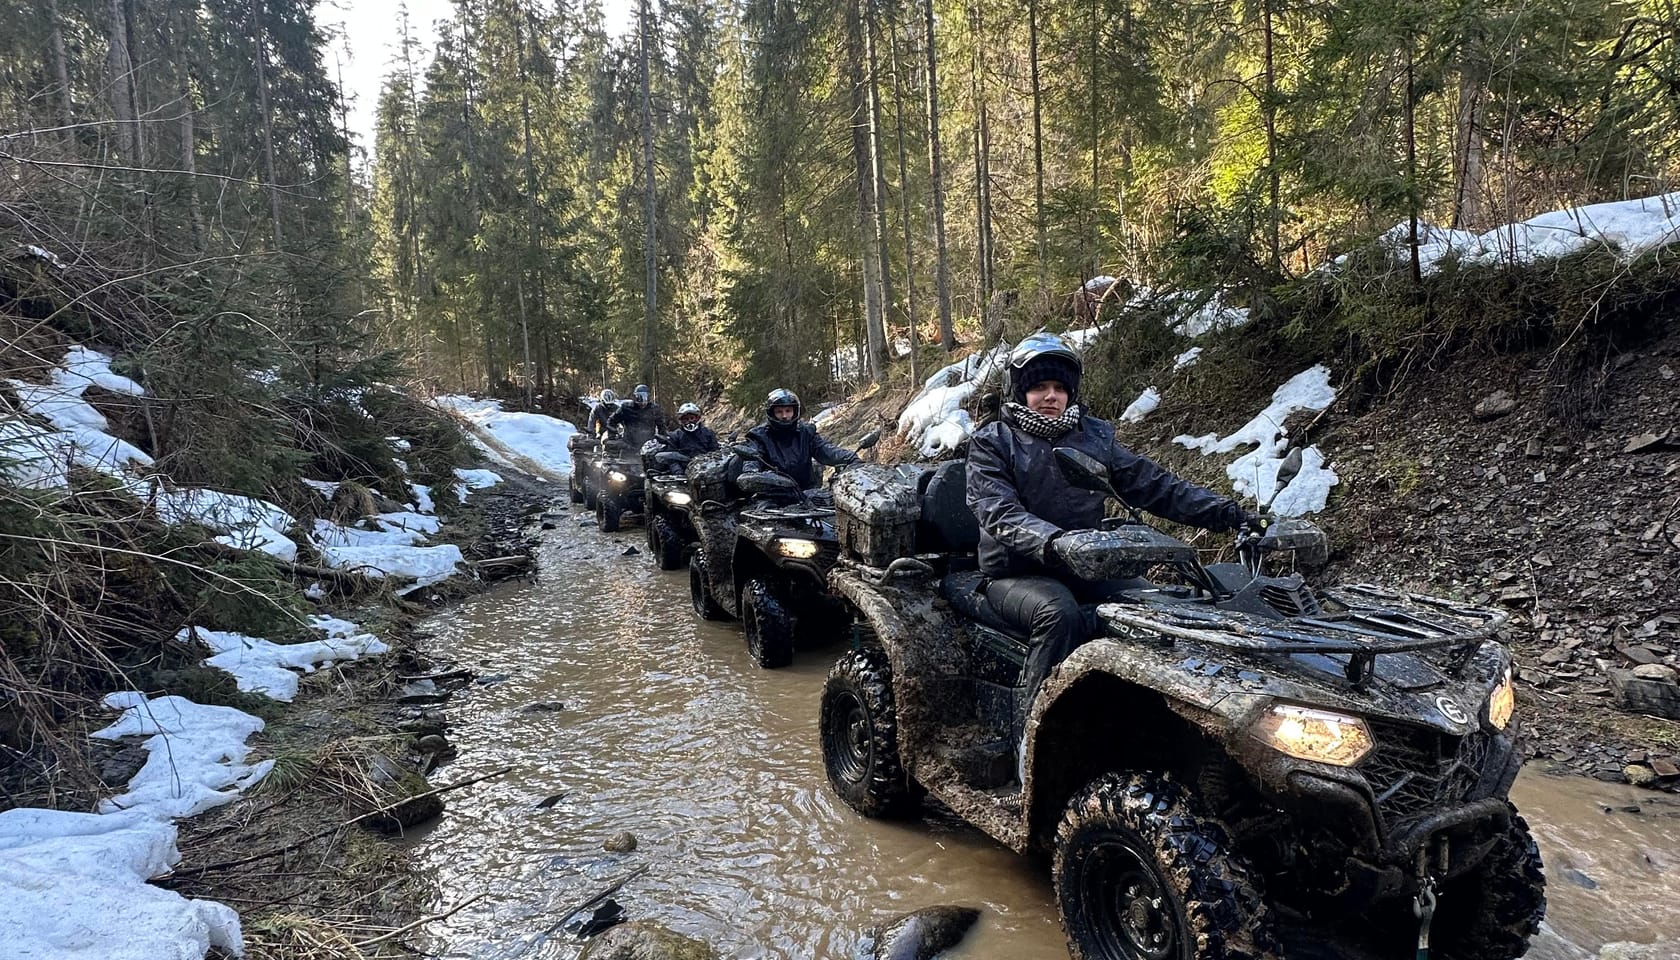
1487;667;1516;730
608;470;629;485
664;490;692;506
1252;704;1373;766
774;538;819;559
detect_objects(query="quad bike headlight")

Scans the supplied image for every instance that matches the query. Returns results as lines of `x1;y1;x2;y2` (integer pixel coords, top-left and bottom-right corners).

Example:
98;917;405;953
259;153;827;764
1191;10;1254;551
1253;704;1373;766
775;537;819;559
608;470;629;485
664;490;692;507
1487;667;1516;731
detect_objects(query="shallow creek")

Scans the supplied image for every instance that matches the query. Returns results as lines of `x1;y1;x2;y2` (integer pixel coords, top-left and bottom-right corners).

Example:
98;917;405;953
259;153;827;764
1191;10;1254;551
409;518;1680;959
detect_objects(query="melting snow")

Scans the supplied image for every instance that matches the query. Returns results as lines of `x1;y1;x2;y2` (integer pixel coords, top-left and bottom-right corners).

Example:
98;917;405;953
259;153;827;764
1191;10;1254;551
1174;365;1339;516
897;346;1008;458
1173;347;1203;371
1;345;152;487
182;618;388;702
1121;387;1161;423
435;395;577;476
91;693;274;819
452;468;502;502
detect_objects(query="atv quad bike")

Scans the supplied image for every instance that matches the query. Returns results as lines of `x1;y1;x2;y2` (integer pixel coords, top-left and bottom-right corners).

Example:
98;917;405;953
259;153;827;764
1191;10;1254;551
819;453;1544;960
591;437;645;533
686;432;881;668
642;445;697;570
568;434;602;508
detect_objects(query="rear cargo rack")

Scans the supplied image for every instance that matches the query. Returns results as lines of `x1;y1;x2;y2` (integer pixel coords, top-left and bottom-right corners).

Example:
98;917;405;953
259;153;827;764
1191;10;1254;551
1098;584;1507;686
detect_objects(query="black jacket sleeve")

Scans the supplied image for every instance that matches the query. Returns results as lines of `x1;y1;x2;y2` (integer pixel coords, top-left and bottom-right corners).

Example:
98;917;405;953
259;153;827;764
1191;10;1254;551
808;426;860;468
967;427;1063;564
1105;445;1248;531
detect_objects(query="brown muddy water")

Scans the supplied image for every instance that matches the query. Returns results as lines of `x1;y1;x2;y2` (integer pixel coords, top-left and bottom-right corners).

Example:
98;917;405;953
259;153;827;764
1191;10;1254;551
409;517;1680;960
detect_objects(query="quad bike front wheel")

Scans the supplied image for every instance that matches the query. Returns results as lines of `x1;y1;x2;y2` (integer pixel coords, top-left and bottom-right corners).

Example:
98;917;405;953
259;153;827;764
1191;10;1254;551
689;554;728;621
820;646;921;818
597;493;621;532
1428;806;1546;960
1054;772;1281;960
742;578;795;668
651;515;686;570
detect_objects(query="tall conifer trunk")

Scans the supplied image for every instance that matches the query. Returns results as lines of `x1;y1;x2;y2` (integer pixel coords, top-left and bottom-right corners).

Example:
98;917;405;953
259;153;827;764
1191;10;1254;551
922;0;954;351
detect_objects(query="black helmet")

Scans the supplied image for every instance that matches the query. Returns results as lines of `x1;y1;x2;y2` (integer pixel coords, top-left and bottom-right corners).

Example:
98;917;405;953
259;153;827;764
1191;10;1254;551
677;402;702;431
765;388;801;430
1004;332;1082;403
632;383;650;406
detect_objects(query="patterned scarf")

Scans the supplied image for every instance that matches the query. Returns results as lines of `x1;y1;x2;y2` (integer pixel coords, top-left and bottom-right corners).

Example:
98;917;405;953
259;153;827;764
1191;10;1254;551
1004;401;1083;440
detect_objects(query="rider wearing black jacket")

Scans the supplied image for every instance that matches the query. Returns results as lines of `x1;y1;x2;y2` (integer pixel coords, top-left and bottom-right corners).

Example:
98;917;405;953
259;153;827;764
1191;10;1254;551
743;388;857;488
609;383;666;449
967;333;1255;750
667;402;719;457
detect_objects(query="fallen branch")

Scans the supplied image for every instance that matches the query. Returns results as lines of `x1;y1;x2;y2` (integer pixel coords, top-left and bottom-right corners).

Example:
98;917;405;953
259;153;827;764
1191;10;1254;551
169;766;513;877
353;891;488;949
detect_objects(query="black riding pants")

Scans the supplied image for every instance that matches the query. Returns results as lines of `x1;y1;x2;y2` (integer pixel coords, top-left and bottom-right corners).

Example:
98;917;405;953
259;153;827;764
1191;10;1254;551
983;575;1131;736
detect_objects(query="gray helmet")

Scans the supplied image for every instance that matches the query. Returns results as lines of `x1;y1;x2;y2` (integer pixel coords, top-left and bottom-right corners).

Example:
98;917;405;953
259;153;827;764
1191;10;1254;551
677;402;702;431
1004;332;1082;403
633;383;651;405
599;388;617;404
765;388;800;427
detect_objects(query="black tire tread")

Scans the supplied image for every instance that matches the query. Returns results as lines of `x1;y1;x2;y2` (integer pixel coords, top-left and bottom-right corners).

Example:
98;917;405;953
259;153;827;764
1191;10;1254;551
653;515;686;570
742;578;795;668
689;554;728;620
1054;772;1281;960
597;493;621;532
820;647;920;818
1433;807;1546;960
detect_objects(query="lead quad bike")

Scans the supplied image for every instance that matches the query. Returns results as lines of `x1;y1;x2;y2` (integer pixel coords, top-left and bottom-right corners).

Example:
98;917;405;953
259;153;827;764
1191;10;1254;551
819;451;1544;960
686;432;880;668
642;443;698;570
591;437;646;533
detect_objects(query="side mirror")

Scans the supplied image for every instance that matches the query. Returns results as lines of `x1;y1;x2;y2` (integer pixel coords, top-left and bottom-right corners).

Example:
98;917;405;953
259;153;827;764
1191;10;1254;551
855;428;881;452
1264;447;1304;510
1053;447;1115;496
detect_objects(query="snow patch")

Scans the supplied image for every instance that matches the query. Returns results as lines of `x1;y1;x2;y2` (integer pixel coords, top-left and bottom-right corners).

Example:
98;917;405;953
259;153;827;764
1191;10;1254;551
90;693;274;820
181;620;388;702
0;808;245;959
434;395;577;476
2;345;153;486
897;346;1008;458
23;243;63;268
301;478;340;499
452;468;501;502
1173;347;1203;371
1171;292;1251;338
1173;365;1339;516
1120;387;1161;423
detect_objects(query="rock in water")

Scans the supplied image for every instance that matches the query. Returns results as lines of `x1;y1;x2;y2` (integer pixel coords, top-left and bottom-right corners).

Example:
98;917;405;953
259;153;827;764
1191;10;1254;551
861;906;981;960
604;831;638;853
580;920;717;960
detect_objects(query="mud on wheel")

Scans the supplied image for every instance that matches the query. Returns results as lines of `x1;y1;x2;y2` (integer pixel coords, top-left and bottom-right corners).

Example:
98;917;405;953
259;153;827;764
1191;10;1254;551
1429;806;1546;960
651;515;686;570
597;493;621;532
1054;772;1280;960
742;578;794;668
689;553;728;620
820;646;921;818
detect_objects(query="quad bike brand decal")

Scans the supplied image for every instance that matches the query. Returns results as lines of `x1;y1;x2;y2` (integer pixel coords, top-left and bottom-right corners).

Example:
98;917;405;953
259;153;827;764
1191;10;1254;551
1434;695;1470;725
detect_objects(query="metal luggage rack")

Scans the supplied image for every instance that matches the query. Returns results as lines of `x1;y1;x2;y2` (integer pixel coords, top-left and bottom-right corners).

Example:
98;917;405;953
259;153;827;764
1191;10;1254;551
1098;584;1508;685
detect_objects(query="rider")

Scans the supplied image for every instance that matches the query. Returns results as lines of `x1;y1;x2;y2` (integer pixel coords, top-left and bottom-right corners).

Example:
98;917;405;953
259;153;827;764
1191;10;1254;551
667;402;719;458
586;388;619;438
966;332;1259;752
743;388;857;488
609;383;666;449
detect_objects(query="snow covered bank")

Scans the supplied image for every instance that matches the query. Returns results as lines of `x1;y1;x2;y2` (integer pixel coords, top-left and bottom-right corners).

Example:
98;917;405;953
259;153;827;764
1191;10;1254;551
1;345;151;489
1174;365;1340;516
185;615;389;702
92;693;275;819
1357;191;1680;275
434;395;577;477
896;346;1008;457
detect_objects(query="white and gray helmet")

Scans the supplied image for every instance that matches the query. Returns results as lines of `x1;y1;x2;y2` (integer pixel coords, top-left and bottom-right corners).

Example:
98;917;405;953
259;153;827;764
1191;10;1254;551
677;402;702;431
598;388;617;405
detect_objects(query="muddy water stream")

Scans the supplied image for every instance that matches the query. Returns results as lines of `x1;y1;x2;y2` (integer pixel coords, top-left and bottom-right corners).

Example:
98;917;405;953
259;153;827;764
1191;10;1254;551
411;518;1680;959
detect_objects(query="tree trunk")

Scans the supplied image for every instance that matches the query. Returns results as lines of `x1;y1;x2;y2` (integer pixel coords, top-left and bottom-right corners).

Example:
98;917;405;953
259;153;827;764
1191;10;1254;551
922;0;955;351
250;0;284;250
1451;68;1486;229
1404;45;1421;284
638;0;660;386
970;2;993;306
105;0;140;159
460;2;495;391
47;0;74;129
865;0;894;382
888;9;920;384
847;0;887;383
515;1;541;407
1028;0;1047;290
1262;0;1280;271
171;7;205;250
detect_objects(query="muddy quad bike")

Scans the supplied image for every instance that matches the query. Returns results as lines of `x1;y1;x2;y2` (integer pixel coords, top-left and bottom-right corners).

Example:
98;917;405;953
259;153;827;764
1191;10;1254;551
819;451;1543;960
568;435;603;508
642;445;697;570
591;437;645;533
687;432;881;668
